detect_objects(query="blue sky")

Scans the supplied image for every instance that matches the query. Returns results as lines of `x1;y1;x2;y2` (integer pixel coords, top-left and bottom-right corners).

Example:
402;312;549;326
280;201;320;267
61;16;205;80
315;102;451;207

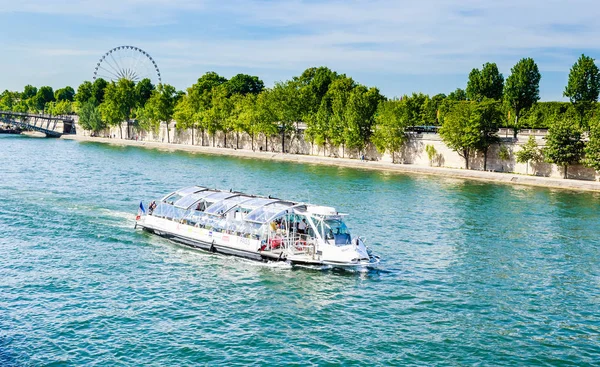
0;0;598;101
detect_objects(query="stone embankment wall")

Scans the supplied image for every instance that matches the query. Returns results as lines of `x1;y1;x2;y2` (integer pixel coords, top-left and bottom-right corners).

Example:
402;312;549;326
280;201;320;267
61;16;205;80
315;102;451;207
75;122;600;181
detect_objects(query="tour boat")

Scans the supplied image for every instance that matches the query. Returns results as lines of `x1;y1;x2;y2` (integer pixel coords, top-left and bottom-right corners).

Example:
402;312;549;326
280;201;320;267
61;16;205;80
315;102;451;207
135;186;379;268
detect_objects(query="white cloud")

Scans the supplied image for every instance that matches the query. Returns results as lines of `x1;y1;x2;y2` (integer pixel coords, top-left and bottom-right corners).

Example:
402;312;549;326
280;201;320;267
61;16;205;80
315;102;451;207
0;0;599;99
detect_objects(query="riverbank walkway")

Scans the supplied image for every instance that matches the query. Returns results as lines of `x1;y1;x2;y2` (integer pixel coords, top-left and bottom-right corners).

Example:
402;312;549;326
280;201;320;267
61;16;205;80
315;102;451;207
61;135;600;193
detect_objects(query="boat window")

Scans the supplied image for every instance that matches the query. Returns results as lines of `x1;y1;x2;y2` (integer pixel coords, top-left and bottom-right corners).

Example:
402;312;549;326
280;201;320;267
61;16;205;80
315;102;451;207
323;219;352;246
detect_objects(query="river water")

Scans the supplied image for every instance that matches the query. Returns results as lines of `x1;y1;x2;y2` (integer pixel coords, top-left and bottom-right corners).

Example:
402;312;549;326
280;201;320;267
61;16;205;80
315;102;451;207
1;135;599;366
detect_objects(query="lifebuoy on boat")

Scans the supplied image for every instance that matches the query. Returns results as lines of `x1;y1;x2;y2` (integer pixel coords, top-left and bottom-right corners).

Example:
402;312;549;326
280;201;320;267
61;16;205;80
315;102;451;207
295;240;307;251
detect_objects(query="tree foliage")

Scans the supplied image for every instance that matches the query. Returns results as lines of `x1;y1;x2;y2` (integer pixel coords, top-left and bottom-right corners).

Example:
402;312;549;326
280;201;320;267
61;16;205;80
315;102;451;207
466;63;504;101
504;58;541;137
226;74;264;96
371;99;409;162
99;79;135;138
447;88;467;101
544;116;584;178
515;135;541;173
439;102;481;169
78;101;105;132
54;86;75;102
138;83;178;142
583;114;600;171
564;54;600;128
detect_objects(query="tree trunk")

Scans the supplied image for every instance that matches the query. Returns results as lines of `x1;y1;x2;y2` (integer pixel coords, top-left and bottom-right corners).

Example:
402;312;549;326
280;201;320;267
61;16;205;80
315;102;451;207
564;165;568;179
265;134;268;151
236;132;239;149
342;144;345;158
166;122;170;143
513;114;519;139
281;128;285;153
251;132;254;151
191;126;195;145
464;150;469;169
224;132;227;148
212;134;215;147
526;161;529;175
119;123;123;139
483;149;488;171
201;129;205;146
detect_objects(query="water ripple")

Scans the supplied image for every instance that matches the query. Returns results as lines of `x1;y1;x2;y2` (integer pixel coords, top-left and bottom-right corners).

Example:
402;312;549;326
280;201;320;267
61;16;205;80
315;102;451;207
1;135;599;366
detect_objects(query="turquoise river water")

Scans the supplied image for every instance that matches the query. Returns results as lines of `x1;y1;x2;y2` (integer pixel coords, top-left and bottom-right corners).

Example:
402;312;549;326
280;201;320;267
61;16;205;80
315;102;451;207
0;135;599;366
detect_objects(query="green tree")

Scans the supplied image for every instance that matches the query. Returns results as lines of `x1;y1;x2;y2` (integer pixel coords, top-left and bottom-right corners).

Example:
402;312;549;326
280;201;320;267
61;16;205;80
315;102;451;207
425;144;438;166
135;78;155;108
563;54;600;129
78;101;105;133
173;92;198;144
343;86;384;154
447;88;467;101
439;102;480;169
91;78;108;105
54;86;75;102
75;81;93;105
193;72;228;95
306;95;333;154
466;63;504;101
46;100;73;115
138;83;178;143
202;85;231;147
327;76;356;154
0;90;19;111
544;116;584;178
504;58;541;138
371;99;409;163
296;66;338;120
254;89;279;151
22;85;37;100
472;100;503;170
271;80;304;152
226;74;264;96
515;135;541;174
404;93;429;126
428;93;446;125
32;86;55;112
99;79;135;138
582;114;600;172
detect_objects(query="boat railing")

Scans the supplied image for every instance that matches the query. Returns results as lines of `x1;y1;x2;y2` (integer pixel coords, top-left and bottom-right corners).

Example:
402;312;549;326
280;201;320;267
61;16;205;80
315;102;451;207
287;234;316;255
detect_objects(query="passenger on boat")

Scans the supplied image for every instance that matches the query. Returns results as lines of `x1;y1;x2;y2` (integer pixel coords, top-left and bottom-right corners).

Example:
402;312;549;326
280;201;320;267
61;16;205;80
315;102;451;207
297;219;307;234
148;201;157;215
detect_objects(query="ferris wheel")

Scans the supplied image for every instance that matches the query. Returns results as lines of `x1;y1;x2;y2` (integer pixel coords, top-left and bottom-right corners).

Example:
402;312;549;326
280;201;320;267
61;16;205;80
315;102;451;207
93;45;162;85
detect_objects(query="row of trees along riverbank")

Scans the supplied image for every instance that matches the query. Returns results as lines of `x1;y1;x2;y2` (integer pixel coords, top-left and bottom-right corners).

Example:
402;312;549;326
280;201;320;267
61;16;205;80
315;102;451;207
1;55;600;178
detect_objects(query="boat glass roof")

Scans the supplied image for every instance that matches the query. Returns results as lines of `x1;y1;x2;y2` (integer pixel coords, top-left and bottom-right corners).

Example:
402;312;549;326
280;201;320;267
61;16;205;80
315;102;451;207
203;192;237;204
177;186;205;195
204;195;254;215
173;189;215;209
238;198;277;211
245;202;294;223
